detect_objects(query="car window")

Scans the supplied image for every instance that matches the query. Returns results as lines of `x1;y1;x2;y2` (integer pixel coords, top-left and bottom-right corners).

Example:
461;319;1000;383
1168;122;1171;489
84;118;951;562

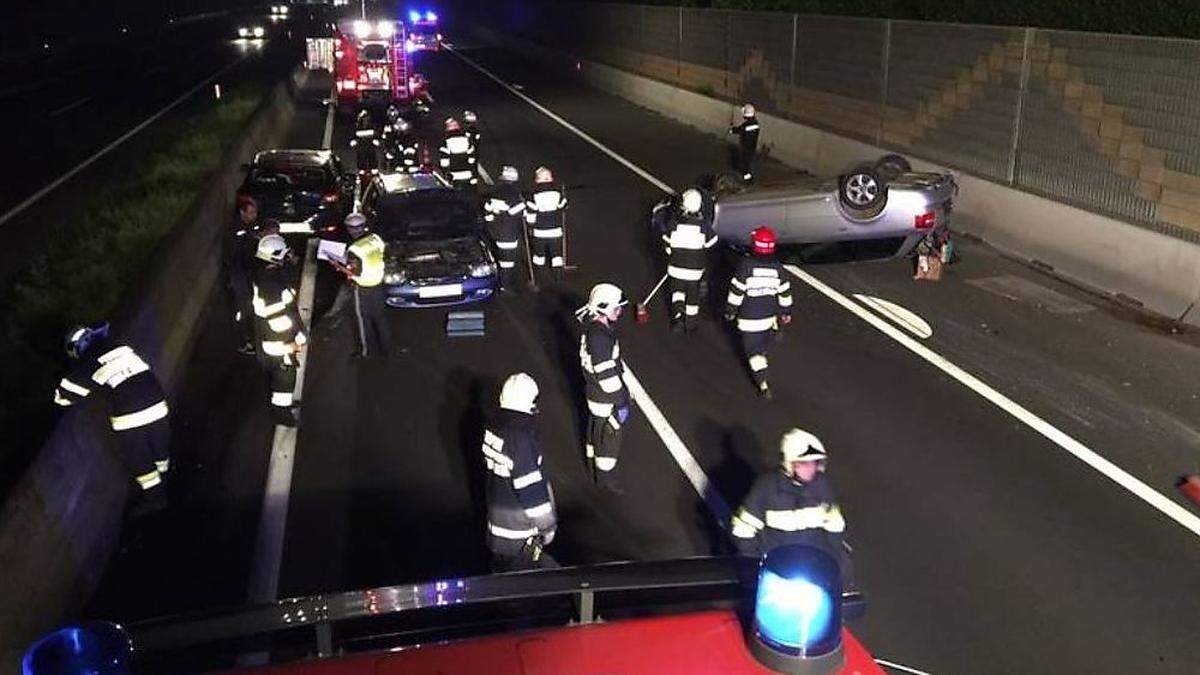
360;44;388;61
249;166;331;192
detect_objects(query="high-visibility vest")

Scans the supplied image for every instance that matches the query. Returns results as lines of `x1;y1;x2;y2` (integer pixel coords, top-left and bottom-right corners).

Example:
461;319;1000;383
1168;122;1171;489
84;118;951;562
348;233;386;287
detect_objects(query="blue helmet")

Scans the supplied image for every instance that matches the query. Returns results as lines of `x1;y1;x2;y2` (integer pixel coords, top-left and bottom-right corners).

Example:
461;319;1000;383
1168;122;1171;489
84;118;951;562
64;323;110;359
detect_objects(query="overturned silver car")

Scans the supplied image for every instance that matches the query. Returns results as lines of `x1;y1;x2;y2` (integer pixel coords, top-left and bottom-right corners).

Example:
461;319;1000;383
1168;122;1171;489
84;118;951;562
712;154;957;259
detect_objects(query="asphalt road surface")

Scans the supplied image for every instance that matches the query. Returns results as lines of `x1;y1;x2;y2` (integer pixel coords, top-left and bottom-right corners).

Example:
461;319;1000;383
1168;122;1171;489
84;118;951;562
90;34;1200;675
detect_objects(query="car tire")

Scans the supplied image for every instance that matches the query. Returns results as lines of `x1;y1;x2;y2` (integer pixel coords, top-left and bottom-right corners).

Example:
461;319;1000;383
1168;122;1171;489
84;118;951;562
838;164;887;216
874;154;912;179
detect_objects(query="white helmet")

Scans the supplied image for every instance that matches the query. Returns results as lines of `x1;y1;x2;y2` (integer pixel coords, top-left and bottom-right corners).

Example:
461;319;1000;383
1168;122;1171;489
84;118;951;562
463;110;477;123
500;165;519;182
534;166;554;184
395;118;411;133
780;428;827;470
344;212;367;232
499;372;539;414
680;188;703;214
585;283;626;319
742;103;756;117
256;234;290;264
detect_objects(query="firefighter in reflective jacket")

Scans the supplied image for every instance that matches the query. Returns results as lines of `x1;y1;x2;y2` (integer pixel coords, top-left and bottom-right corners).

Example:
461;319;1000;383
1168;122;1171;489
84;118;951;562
463;110;482;161
350;111;380;188
728;103;761;182
525;166;567;283
724;226;792;399
252;235;306;426
663;187;718;333
483;372;558;571
328;214;391;357
483;165;526;290
731;428;851;582
55;323;170;513
439;117;477;189
577;283;631;493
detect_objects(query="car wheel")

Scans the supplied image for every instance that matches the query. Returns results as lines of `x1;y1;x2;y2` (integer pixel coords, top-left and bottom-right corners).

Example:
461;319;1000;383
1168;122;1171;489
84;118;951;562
874;154;912;179
838;164;886;215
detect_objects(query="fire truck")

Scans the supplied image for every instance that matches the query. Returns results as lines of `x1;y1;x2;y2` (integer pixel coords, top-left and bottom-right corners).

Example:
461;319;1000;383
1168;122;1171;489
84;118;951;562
307;19;414;111
23;547;886;675
406;10;442;52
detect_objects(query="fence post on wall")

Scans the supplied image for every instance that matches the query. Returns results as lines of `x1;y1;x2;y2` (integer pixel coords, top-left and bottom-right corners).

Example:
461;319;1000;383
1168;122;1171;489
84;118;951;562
1007;27;1034;185
724;10;731;96
789;13;798;90
677;6;683;81
879;19;891;147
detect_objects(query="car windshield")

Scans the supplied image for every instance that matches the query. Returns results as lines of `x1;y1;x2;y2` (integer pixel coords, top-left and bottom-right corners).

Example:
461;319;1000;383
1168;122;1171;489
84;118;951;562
360;44;389;61
374;192;476;240
248;165;330;192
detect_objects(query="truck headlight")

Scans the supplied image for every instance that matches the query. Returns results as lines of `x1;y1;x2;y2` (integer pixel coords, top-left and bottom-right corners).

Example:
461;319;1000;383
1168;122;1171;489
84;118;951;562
470;262;496;278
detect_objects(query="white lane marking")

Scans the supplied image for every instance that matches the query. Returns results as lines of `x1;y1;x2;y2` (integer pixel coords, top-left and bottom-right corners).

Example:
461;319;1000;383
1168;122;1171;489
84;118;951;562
454;46;1200;540
875;658;935;675
49;96;92;117
623;369;731;523
0;54;249;230
852;294;933;339
322;101;335;151
789;264;1200;538
446;46;675;195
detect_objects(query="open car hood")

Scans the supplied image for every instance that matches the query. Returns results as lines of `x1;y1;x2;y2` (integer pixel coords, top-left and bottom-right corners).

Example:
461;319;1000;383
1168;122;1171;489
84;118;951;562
387;237;487;278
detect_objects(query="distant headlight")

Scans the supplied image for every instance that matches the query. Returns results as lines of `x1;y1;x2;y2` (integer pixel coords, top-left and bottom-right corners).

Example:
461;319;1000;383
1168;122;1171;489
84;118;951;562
238;27;250;37
253;26;265;38
469;262;496;278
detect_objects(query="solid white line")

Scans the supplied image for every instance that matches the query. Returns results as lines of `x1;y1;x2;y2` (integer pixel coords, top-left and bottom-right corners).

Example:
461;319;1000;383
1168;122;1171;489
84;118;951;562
49;96;92;117
875;657;935;675
0;54;249;230
623;369;731;522
453;44;1200;540
787;264;1200;538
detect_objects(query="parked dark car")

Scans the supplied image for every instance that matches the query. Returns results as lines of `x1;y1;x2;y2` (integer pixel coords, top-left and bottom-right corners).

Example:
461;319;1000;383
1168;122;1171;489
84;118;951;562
360;172;498;307
236;149;354;238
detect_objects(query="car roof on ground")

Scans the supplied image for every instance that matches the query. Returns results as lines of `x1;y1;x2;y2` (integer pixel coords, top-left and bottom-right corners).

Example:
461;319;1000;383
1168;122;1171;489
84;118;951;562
253;149;335;169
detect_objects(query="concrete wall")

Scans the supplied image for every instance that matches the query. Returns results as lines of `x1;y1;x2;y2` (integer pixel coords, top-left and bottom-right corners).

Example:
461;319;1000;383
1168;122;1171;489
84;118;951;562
0;70;302;671
481;28;1200;326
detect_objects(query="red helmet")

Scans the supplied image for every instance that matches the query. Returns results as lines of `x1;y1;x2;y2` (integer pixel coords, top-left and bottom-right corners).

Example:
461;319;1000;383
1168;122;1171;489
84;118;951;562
750;226;776;256
444;117;461;132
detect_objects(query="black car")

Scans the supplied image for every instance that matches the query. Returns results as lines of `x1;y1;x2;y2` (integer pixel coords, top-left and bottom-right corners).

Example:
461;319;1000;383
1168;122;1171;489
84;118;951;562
361;173;498;307
237;149;354;238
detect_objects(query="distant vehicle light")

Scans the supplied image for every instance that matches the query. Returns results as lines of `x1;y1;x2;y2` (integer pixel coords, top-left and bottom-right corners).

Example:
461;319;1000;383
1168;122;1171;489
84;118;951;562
425;11;438;22
376;21;395;38
408;11;421;23
238;27;250;38
353;19;372;38
253;26;265;38
749;545;843;672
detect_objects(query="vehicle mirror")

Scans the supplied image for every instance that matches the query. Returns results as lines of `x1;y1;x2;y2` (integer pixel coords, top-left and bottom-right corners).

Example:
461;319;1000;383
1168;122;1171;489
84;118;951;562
840;590;867;621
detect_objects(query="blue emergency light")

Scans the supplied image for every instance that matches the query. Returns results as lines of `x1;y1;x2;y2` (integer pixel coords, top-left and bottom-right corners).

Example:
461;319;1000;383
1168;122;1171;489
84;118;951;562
23;622;132;675
748;545;844;674
409;10;421;23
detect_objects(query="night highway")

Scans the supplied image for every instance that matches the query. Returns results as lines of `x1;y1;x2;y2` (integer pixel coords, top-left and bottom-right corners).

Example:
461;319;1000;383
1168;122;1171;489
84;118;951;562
65;21;1200;674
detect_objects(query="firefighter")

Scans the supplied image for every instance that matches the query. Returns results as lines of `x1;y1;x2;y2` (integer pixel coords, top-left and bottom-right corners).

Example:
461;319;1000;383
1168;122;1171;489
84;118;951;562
252;234;306;427
395;118;420;174
483;372;558;571
728;103;761;182
730;428;852;584
439;117;477;191
525;166;567;284
224;196;262;354
576;283;631;494
410;73;434;114
662;187;718;333
380;105;401;172
349;110;381;190
463;109;482;158
54;323;171;515
327;213;391;358
724;226;792;399
483;165;527;290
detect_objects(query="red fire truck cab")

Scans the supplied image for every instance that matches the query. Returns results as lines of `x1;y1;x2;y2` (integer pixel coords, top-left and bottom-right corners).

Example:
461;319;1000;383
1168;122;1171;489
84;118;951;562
330;19;412;109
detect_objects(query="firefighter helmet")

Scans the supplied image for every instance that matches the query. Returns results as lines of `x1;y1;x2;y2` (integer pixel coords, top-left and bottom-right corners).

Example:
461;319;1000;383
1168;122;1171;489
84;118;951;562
500;165;519;182
65;323;110;359
344;213;367;233
444;117;461;132
463;110;477;123
386;105;400;122
534;166;554;184
499;372;539;414
750;225;777;257
236;194;258;212
780;428;827;469
256;234;290;264
680;188;703;214
395;118;411;133
742;103;756;117
586;283;626;318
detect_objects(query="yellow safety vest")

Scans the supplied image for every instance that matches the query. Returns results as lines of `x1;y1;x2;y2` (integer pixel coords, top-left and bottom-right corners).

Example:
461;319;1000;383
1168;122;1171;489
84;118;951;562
348;233;386;287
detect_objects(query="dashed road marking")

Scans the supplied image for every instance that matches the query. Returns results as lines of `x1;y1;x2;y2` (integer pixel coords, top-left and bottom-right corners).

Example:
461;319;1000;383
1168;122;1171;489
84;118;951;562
452;44;1200;540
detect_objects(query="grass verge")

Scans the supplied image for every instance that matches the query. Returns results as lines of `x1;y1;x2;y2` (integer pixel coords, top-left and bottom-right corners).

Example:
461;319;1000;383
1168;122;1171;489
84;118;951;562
0;84;264;495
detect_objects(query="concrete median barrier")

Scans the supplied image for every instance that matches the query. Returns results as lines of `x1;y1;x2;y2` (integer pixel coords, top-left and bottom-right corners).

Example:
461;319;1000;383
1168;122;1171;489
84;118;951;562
0;70;303;671
474;28;1200;327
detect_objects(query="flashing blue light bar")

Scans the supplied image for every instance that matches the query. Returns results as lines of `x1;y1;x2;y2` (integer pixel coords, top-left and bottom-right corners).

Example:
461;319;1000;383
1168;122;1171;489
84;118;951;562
23;623;131;675
408;10;421;23
425;11;438;22
753;545;842;658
